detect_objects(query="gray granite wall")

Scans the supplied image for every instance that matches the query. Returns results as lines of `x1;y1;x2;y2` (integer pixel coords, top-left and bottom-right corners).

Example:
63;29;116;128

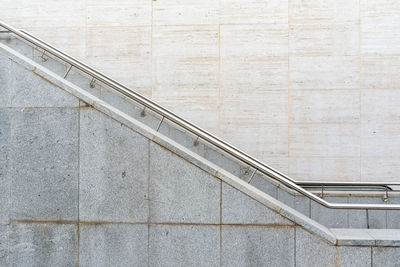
1;41;400;267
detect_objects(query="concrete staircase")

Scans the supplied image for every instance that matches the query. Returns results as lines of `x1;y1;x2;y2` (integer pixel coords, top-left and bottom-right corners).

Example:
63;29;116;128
1;23;400;266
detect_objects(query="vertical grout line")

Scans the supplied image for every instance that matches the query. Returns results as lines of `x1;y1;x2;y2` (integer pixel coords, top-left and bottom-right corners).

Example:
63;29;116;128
370;246;373;267
287;0;291;175
294;226;296;267
358;0;362;182
219;180;222;266
150;0;154;99
77;106;81;267
217;23;222;137
385;210;388;229
84;0;88;63
347;196;350;227
147;141;151;267
8;107;12;267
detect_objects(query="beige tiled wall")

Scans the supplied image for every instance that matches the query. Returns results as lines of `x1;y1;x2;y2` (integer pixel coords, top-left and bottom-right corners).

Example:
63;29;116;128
2;0;399;182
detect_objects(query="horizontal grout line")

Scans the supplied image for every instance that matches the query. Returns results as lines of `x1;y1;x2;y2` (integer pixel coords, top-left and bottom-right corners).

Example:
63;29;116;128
287;156;362;159
288;122;361;125
0;106;80;109
9;219;294;227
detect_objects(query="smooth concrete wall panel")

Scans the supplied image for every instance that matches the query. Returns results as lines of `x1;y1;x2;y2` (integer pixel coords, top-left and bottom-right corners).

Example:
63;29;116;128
361;157;400;183
2;0;400;182
290;90;360;124
149;224;220;267
152;25;219;98
289;56;359;90
360;57;400;89
361;123;400;157
149;142;220;223
289;124;360;158
0;0;86;29
79;224;148;267
289;0;359;23
289;22;359;56
221;225;295;266
151;25;219;131
8;223;78;267
86;26;152;97
289;157;361;181
219;124;289;165
360;0;400;55
79;108;149;223
361;89;400;123
220;23;288;91
153;0;219;26
29;26;86;59
222;182;292;225
9;108;79;221
86;0;152;27
220;0;288;24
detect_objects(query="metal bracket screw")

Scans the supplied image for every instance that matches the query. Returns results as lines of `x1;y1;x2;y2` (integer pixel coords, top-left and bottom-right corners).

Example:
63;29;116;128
90;78;96;88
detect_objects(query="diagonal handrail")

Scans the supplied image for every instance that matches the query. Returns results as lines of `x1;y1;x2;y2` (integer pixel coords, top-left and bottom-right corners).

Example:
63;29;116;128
1;20;400;210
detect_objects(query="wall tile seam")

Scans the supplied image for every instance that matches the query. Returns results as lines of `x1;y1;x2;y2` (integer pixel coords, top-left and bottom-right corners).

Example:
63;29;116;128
0;106;80;109
86;25;152;28
289;122;361;126
6;220;297;228
152;23;292;27
370;246;373;267
146;138;151;267
290;88;368;91
287;156;361;159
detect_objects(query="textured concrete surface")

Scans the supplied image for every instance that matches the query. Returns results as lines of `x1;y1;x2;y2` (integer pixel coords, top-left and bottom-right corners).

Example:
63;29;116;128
311;196;349;228
80;224;148;267
8;223;78;267
0;110;10;224
2;1;400;182
222;182;292;225
149;224;220;267
296;227;337;267
9;108;79;221
79;108;149;223
149;142;220;223
222;225;294;266
0;224;8;266
373;247;400;267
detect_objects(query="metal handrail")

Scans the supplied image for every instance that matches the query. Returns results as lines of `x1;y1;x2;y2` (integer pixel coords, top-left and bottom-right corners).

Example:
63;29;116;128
1;20;400;210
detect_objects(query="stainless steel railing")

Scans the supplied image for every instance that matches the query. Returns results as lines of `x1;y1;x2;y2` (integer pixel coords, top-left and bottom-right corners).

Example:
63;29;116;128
1;20;399;210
